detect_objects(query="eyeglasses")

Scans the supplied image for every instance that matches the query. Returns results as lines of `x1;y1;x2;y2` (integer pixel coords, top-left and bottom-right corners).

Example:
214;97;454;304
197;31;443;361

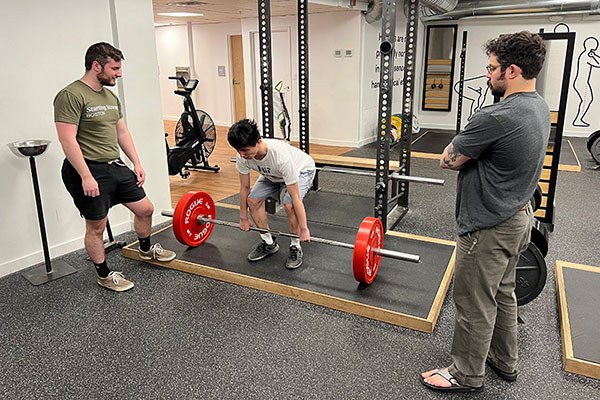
485;64;501;74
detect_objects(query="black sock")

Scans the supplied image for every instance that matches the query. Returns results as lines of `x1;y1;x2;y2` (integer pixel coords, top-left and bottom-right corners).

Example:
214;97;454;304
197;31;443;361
94;260;111;278
139;236;151;252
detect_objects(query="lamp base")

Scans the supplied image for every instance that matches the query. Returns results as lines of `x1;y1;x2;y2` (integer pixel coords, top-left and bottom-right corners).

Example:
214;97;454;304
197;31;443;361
21;260;78;286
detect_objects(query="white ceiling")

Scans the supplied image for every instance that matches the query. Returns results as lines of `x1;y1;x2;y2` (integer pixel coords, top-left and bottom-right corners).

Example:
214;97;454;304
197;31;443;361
152;0;354;25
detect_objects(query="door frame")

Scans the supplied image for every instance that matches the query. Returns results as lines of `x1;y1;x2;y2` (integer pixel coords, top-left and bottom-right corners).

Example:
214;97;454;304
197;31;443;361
250;26;294;134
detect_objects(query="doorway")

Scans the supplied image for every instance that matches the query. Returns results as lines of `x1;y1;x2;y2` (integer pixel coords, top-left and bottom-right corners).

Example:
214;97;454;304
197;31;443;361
230;34;246;122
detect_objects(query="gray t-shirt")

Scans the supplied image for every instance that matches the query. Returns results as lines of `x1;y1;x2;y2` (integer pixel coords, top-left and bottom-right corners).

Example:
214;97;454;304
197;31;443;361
452;91;550;235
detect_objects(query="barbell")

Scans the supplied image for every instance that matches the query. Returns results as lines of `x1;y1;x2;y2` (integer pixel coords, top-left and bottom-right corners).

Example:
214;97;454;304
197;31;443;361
160;191;421;285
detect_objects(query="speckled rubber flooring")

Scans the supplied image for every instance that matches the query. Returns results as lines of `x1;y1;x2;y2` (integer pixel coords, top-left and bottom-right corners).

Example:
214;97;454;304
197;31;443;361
1;138;599;399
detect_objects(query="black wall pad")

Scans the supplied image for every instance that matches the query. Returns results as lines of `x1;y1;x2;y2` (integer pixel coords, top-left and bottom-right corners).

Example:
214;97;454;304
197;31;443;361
556;261;600;380
123;206;456;333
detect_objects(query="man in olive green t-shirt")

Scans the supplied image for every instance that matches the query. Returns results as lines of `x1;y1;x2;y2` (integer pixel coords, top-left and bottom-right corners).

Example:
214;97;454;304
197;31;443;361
54;42;176;292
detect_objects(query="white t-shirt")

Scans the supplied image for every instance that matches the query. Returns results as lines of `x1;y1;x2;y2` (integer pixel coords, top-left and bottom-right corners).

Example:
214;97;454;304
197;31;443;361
235;139;316;184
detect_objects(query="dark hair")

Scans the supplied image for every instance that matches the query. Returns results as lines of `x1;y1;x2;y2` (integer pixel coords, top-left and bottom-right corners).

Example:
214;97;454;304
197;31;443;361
84;42;124;71
484;31;546;79
227;119;261;149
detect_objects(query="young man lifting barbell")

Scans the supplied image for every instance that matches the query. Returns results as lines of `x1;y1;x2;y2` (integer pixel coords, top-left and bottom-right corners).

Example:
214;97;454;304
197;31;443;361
227;119;316;269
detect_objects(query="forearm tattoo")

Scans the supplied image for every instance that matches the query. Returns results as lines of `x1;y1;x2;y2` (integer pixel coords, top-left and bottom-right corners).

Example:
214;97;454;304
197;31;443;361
443;144;462;169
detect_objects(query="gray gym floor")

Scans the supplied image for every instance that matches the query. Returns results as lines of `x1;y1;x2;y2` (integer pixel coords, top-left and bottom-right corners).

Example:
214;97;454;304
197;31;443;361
1;138;599;399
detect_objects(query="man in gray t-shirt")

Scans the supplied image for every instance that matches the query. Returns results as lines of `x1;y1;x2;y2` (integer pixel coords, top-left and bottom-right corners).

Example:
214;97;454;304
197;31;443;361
453;91;550;235
421;32;550;393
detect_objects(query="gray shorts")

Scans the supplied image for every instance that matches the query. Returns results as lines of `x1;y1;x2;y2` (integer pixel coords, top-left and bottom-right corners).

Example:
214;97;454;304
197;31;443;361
249;170;315;204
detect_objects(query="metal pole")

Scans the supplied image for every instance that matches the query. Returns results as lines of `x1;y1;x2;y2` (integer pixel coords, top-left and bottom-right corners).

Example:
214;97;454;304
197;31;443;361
29;156;52;273
160;210;420;263
298;0;310;153
258;0;275;138
199;216;420;263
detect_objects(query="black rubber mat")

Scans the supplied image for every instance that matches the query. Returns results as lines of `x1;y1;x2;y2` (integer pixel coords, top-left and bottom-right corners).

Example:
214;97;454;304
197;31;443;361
219;191;375;231
563;267;600;364
133;206;454;321
340;129;456;158
411;129;456;153
286;191;374;229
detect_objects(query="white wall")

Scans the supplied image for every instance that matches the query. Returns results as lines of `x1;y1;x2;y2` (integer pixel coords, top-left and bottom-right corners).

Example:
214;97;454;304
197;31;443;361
156;24;190;121
153;10;600;150
192;22;243;126
250;27;294;135
302;12;362;146
242;12;365;147
156;11;365;146
241;16;298;134
416;15;600;137
0;0;170;278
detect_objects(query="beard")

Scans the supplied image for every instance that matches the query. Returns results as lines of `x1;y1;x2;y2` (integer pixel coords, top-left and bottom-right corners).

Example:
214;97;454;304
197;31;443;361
487;79;505;98
97;72;116;86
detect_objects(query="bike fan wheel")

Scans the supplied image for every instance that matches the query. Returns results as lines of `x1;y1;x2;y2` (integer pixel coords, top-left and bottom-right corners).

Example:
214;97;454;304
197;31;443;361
174;109;217;158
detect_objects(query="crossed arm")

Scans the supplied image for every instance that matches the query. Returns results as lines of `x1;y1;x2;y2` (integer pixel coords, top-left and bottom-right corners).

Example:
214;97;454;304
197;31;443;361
440;142;471;170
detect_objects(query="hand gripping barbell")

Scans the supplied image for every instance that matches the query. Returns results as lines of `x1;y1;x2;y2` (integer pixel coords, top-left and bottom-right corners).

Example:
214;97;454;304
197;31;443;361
160;191;421;285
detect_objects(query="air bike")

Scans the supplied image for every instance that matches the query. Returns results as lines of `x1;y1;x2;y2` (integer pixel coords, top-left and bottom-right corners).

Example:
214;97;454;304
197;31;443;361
165;76;220;178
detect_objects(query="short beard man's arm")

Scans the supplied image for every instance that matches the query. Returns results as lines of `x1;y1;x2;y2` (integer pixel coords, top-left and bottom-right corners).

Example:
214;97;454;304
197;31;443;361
440;143;471;170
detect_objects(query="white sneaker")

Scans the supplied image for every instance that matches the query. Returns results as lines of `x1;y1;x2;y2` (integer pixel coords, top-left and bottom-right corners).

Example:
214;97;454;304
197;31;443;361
139;243;176;262
96;271;134;292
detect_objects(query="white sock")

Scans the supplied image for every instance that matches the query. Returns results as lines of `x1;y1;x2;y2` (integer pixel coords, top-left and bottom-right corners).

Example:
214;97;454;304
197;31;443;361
291;238;300;248
260;233;273;244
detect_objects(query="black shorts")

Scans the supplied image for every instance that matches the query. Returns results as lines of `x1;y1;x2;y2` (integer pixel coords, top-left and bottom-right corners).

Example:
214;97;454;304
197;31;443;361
61;159;146;220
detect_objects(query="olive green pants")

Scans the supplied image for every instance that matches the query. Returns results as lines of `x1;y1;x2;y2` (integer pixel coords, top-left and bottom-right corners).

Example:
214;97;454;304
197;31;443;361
448;206;533;387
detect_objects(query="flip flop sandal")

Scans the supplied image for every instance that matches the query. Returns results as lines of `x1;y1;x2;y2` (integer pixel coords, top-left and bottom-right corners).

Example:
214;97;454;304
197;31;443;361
419;368;483;393
486;358;518;382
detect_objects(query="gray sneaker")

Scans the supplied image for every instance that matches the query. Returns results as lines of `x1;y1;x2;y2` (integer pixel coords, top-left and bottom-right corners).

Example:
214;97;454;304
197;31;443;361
139;243;176;262
286;245;303;269
248;238;279;261
96;271;134;292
